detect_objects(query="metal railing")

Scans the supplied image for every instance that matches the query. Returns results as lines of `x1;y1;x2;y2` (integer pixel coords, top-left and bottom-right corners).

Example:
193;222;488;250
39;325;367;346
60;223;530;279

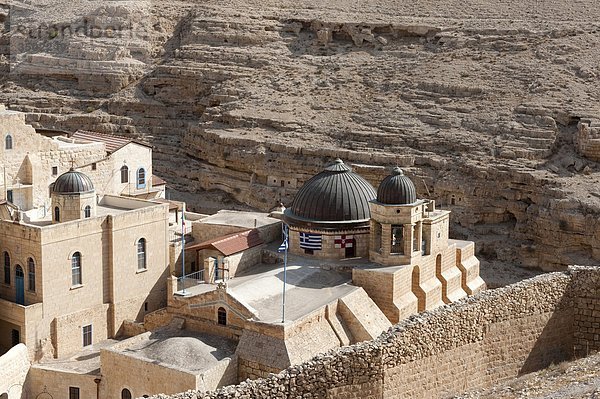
177;270;205;292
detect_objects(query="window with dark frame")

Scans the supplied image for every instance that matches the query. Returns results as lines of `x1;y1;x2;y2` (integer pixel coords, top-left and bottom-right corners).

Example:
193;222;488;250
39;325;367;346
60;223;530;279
217;307;227;325
52;166;58;176
84;205;91;218
121;389;132;399
121;165;129;183
69;387;80;399
82;324;92;347
3;252;10;285
27;257;35;292
5;135;12;150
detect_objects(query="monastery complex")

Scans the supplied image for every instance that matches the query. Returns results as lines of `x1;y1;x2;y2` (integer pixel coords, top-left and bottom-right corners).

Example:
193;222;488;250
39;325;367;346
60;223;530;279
2;100;597;399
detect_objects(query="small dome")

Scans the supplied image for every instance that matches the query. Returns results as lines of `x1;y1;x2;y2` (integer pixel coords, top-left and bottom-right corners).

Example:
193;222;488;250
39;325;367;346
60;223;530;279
377;167;417;205
285;159;377;226
53;169;95;194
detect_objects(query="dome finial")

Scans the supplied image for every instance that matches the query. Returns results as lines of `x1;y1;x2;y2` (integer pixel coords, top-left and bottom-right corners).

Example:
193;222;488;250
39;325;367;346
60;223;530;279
324;158;351;172
392;167;404;176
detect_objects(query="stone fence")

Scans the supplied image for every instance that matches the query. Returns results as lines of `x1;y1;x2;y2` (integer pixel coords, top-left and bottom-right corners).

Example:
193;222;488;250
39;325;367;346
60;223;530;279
148;266;599;399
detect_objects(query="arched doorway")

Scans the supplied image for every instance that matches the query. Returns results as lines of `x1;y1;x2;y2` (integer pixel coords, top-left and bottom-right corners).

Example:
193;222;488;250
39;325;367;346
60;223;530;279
15;265;24;305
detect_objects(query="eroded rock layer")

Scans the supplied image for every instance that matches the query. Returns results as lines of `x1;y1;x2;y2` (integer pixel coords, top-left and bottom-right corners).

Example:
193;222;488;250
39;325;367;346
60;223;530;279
1;1;600;270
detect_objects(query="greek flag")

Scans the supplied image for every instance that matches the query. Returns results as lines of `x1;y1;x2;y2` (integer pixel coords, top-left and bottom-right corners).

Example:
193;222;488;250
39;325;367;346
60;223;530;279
299;232;322;250
278;238;288;252
278;224;289;252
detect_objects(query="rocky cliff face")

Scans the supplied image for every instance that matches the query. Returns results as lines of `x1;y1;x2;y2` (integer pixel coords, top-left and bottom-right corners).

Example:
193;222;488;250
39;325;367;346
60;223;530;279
2;0;600;271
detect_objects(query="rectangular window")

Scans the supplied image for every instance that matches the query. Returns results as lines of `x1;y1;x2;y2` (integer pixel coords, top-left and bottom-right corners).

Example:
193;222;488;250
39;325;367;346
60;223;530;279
6;190;13;203
91;163;97;170
52;166;58;176
82;325;92;347
69;387;80;399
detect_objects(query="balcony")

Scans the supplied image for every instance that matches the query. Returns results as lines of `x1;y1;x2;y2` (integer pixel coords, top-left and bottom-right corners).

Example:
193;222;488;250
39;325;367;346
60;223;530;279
0;296;43;327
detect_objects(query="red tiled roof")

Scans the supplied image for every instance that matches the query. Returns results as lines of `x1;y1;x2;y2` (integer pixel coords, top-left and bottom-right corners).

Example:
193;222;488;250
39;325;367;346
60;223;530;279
186;229;263;256
71;130;151;154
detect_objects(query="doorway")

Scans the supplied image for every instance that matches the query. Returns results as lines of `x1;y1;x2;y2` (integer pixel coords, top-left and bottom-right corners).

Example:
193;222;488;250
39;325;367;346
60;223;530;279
344;239;356;258
15;265;24;305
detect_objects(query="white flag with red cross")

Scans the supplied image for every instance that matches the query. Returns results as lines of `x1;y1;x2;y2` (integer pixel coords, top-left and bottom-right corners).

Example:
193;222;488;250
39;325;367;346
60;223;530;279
334;235;354;249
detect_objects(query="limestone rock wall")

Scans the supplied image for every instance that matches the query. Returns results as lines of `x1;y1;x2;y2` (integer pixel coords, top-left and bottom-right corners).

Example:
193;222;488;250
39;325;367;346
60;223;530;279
3;2;600;272
146;266;600;399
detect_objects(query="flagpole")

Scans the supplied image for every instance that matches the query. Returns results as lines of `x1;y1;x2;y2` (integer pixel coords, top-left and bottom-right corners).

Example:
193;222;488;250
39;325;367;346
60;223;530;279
282;223;288;323
181;203;186;295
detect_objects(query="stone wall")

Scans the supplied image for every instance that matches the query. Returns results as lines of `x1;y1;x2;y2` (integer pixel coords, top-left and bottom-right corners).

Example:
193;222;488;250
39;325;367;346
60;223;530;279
148;267;600;399
571;266;600;357
0;344;30;399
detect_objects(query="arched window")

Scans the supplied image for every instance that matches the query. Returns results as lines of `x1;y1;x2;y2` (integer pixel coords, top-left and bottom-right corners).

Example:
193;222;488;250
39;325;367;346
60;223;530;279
27;258;35;292
5;134;12;150
137;238;146;270
121;389;132;399
3;251;10;285
217;307;227;326
136;168;146;189
84;205;91;218
71;252;82;286
121;165;129;183
54;206;60;222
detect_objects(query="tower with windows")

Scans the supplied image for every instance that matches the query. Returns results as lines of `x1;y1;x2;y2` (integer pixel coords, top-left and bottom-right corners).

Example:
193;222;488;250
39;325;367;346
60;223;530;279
51;169;97;223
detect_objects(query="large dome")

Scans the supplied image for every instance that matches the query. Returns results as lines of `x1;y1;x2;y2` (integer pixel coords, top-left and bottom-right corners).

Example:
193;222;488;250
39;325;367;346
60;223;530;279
284;159;376;228
376;167;417;205
52;169;95;194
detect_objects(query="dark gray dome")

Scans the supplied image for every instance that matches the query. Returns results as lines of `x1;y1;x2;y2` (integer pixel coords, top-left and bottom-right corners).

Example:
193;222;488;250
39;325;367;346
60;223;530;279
284;159;376;228
53;169;95;194
377;167;417;205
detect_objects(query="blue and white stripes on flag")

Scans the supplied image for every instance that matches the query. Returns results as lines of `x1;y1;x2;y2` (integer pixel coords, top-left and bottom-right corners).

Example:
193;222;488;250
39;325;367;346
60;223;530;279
299;232;322;250
278;224;289;252
278;237;288;252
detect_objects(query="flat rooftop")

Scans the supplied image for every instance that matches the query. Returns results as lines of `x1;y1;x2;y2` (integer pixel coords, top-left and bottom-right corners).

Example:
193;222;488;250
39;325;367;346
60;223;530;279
23;204;135;226
118;329;236;373
33;339;119;374
178;250;364;324
199;210;280;229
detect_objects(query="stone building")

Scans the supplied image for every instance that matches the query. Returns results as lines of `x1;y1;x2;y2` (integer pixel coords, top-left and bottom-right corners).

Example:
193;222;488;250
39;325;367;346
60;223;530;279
283;159;484;322
0;169;171;359
284;158;377;259
0;104;164;218
0;111;486;399
0;107;177;363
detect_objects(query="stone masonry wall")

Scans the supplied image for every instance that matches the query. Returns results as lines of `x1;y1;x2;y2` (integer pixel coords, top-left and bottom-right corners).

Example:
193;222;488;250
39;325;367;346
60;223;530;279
0;343;30;399
571;266;600;357
146;267;600;399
